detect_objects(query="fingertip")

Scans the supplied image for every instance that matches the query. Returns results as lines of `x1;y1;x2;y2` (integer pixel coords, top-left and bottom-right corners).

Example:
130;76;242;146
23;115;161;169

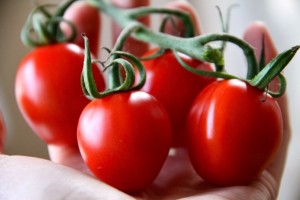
164;0;201;35
243;21;278;62
111;0;149;8
111;0;150;56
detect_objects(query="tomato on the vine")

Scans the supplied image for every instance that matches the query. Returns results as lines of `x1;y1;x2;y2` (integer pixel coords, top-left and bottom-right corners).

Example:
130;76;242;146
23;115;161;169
16;43;105;147
0;111;5;152
187;79;282;186
77;91;172;192
140;49;216;146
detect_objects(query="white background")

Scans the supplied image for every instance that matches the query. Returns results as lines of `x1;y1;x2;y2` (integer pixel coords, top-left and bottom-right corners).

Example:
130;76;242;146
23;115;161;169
0;0;299;199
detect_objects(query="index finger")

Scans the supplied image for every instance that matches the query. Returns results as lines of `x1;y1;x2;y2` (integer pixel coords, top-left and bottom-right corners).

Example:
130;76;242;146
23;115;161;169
111;0;150;56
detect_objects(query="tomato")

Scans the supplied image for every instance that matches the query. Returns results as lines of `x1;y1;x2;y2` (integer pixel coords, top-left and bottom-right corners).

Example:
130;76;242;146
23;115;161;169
187;79;282;186
140;49;215;146
0;111;5;152
15;43;105;147
77;91;172;192
62;1;101;56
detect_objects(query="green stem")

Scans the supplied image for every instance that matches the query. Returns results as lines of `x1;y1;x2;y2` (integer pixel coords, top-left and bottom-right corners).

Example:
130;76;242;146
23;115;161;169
82;33;146;99
92;0;258;78
90;0;299;98
172;50;238;79
21;0;77;47
128;7;195;37
48;0;77;39
108;22;143;89
198;33;258;79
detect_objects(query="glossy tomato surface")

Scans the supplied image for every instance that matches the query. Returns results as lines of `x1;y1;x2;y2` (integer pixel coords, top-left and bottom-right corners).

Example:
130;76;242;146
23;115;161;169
187;79;283;186
0;111;5;152
141;49;215;146
16;43;105;147
77;91;172;192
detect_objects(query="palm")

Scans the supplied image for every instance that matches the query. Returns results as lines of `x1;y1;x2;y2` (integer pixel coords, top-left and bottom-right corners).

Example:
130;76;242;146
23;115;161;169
131;148;277;200
46;146;278;199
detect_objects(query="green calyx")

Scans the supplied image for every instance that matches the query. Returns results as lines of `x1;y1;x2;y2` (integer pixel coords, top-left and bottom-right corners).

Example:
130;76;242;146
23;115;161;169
81;33;146;100
21;0;77;47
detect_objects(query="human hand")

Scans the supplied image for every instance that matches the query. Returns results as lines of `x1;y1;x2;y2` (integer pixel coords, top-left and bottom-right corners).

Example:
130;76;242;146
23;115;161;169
0;1;291;200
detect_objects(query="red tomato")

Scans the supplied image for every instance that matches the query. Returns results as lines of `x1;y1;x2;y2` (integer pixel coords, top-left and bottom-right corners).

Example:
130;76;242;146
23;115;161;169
16;43;105;147
140;49;216;146
0;111;5;152
187;79;282;186
77;91;172;192
62;1;101;56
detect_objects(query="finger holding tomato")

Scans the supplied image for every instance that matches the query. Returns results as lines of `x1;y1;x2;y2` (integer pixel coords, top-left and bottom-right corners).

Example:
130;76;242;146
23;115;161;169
62;0;101;57
0;110;5;153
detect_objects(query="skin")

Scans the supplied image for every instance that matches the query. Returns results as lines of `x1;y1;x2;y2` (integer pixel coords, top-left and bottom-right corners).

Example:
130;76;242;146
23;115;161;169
0;1;291;199
62;0;101;57
0;111;4;153
111;0;150;56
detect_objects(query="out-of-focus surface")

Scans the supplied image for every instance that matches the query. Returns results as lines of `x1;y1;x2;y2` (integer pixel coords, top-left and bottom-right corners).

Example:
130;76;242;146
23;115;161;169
0;0;299;199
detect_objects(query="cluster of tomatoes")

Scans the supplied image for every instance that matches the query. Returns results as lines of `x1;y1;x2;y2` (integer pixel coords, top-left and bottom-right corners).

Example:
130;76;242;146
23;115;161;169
13;0;284;193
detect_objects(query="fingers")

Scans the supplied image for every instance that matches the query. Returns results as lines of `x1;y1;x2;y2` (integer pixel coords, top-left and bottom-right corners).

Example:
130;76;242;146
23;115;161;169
243;21;291;185
164;0;201;36
62;1;101;56
111;0;149;8
111;0;150;56
0;111;5;154
111;0;201;55
243;21;277;63
0;155;134;200
47;145;91;174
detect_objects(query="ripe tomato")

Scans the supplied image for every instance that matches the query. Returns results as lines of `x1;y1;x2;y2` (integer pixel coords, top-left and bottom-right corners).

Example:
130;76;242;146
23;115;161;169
77;91;172;192
187;79;282;186
140;49;215;146
62;1;101;56
16;43;105;148
0;111;5;152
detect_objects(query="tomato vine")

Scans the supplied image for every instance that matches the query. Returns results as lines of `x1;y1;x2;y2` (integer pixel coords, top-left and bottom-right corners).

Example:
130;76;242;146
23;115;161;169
83;0;299;98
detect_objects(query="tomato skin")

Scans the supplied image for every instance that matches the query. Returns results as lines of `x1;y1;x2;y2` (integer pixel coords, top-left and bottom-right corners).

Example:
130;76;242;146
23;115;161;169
187;79;283;186
141;49;216;147
16;43;105;147
0;111;5;152
77;91;172;192
62;1;101;56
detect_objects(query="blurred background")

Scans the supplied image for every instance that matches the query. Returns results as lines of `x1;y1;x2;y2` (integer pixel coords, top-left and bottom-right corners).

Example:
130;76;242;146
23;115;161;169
0;0;299;199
